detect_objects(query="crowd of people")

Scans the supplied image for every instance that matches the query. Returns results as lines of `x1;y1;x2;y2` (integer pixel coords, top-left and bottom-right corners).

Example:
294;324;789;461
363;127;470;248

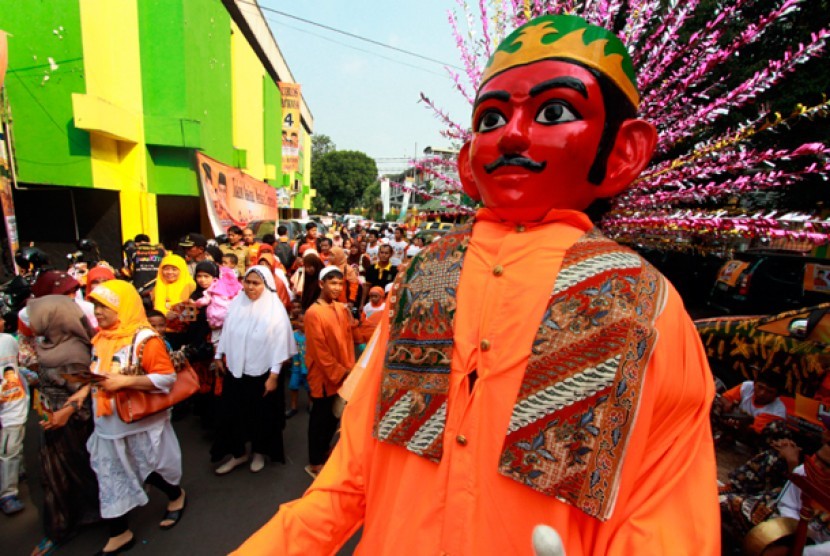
0;219;426;555
3;10;830;555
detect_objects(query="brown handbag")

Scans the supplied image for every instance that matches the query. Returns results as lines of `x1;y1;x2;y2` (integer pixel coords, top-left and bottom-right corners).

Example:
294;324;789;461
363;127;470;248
115;332;200;423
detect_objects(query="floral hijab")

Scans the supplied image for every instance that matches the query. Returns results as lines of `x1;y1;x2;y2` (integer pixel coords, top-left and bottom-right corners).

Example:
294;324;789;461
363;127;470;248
89;280;155;417
89;280;151;374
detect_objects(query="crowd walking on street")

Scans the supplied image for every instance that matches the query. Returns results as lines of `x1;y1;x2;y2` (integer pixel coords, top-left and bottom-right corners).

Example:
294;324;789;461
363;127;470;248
0;219;417;555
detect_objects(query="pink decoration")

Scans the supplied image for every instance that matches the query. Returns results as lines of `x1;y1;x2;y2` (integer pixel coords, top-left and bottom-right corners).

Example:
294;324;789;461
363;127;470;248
417;0;829;249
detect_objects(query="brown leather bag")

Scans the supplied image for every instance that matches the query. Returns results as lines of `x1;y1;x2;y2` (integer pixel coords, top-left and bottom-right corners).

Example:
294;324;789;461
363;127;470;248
115;333;199;423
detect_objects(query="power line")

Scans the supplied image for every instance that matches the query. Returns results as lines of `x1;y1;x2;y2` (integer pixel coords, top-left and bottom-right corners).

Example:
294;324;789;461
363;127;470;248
266;17;449;78
248;0;463;71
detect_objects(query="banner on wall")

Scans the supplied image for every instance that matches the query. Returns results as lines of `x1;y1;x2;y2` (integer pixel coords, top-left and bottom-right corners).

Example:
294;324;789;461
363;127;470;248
0;32;8;89
0;125;19;273
380;178;390;218
278;82;301;174
804;263;830;293
398;177;413;222
277;188;291;209
196;153;277;236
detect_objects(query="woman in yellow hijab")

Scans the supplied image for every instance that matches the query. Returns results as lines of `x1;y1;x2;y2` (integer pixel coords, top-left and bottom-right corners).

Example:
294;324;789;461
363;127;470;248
85;280;187;554
152;254;196;315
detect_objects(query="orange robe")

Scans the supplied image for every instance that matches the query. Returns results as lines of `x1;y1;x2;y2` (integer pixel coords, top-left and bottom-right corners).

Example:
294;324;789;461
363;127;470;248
235;209;720;555
304;300;356;399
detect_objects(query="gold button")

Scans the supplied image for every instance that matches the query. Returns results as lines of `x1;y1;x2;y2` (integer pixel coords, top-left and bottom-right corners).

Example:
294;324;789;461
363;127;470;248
480;339;491;351
516;224;526;233
456;435;467;446
493;265;504;276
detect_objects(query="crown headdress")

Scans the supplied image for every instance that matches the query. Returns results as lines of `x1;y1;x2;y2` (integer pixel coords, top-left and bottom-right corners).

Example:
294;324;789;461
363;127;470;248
481;15;639;107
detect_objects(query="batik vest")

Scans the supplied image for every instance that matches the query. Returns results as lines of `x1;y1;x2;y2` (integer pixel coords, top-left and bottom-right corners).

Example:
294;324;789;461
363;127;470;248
373;224;667;520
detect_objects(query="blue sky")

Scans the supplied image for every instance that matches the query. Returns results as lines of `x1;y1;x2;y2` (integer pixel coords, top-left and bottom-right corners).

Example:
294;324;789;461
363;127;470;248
260;0;473;173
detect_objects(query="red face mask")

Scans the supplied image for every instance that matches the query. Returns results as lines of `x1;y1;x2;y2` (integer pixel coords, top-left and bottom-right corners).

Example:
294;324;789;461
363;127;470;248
459;60;637;223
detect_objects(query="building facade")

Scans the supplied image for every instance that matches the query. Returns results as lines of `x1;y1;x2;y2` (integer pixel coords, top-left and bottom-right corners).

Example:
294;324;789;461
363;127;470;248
1;0;313;263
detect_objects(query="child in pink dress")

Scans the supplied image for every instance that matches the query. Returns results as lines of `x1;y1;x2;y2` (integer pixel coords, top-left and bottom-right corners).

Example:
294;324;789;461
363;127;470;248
192;266;242;345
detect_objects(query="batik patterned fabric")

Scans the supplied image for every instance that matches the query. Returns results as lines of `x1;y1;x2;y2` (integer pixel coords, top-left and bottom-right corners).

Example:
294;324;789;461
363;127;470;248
374;226;667;520
720;421;792;497
720;449;789;498
374;225;472;462
496;229;664;519
721;491;778;538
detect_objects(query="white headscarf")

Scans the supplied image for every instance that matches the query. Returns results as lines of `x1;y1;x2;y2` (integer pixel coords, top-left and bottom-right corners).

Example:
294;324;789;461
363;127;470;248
217;266;297;377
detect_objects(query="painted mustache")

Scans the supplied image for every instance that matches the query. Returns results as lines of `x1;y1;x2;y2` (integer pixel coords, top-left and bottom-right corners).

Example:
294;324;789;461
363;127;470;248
483;155;547;174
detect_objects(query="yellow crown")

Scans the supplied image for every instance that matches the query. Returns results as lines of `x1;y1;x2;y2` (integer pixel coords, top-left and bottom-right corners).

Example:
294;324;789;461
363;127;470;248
481;15;639;107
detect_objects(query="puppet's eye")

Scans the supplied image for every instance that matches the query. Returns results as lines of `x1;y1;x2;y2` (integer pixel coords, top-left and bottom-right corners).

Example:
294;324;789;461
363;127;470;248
536;102;580;125
477;110;507;132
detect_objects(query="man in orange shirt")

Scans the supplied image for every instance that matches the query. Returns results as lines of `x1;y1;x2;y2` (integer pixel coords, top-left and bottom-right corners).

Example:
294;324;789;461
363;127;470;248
716;369;787;438
303;266;357;478
242;227;262;269
236;14;718;555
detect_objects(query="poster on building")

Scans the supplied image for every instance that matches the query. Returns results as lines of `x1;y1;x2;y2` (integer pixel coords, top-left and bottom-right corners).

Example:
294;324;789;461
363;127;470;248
196;153;277;236
380;178;391;218
278;82;301;173
0;122;19;272
277;187;291;209
399;177;413;222
0;31;8;89
804;263;830;294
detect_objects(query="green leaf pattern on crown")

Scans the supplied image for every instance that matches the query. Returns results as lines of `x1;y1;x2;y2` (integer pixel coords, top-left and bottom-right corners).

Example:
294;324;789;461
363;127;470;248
481;15;639;107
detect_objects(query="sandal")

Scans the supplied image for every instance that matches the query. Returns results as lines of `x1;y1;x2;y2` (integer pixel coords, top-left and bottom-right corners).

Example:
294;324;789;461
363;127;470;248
94;535;135;556
304;465;320;479
0;495;24;515
31;537;56;556
160;491;187;530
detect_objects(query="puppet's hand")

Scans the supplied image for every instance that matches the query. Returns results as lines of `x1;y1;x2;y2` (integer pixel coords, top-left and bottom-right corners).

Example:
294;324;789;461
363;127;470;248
532;525;565;556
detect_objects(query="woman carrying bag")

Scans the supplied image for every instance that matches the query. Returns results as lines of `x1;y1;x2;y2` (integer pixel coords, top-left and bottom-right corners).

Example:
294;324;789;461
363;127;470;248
84;280;187;555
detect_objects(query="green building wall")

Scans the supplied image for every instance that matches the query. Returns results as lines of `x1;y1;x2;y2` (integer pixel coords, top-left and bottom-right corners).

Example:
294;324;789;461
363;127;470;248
140;0;234;197
2;0;310;216
3;1;93;187
263;76;282;187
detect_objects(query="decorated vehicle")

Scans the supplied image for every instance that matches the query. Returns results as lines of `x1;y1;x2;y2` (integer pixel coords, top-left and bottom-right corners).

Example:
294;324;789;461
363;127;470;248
248;219;328;241
413;228;451;245
708;251;830;314
423;222;455;232
695;304;830;399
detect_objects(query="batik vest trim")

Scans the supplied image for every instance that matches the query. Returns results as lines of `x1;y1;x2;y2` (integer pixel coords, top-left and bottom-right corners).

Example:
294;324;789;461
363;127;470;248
373;225;666;521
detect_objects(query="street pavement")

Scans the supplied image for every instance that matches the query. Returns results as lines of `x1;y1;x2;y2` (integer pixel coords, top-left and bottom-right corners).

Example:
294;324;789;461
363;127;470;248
1;397;360;555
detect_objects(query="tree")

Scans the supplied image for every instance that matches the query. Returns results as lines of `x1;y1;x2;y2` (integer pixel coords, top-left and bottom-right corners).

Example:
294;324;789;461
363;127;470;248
312;134;336;161
362;180;382;219
311;150;378;214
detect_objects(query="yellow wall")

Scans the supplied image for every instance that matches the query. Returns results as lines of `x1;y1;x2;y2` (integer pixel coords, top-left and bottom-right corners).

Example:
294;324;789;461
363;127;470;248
77;0;155;241
231;21;266;180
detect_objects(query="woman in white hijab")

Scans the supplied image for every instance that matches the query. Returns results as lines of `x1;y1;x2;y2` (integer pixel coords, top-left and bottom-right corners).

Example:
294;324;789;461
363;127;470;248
211;266;297;474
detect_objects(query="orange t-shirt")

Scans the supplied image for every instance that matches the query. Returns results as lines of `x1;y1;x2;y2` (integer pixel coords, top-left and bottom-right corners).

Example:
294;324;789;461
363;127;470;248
722;383;786;433
235;209;720;555
304;300;356;398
